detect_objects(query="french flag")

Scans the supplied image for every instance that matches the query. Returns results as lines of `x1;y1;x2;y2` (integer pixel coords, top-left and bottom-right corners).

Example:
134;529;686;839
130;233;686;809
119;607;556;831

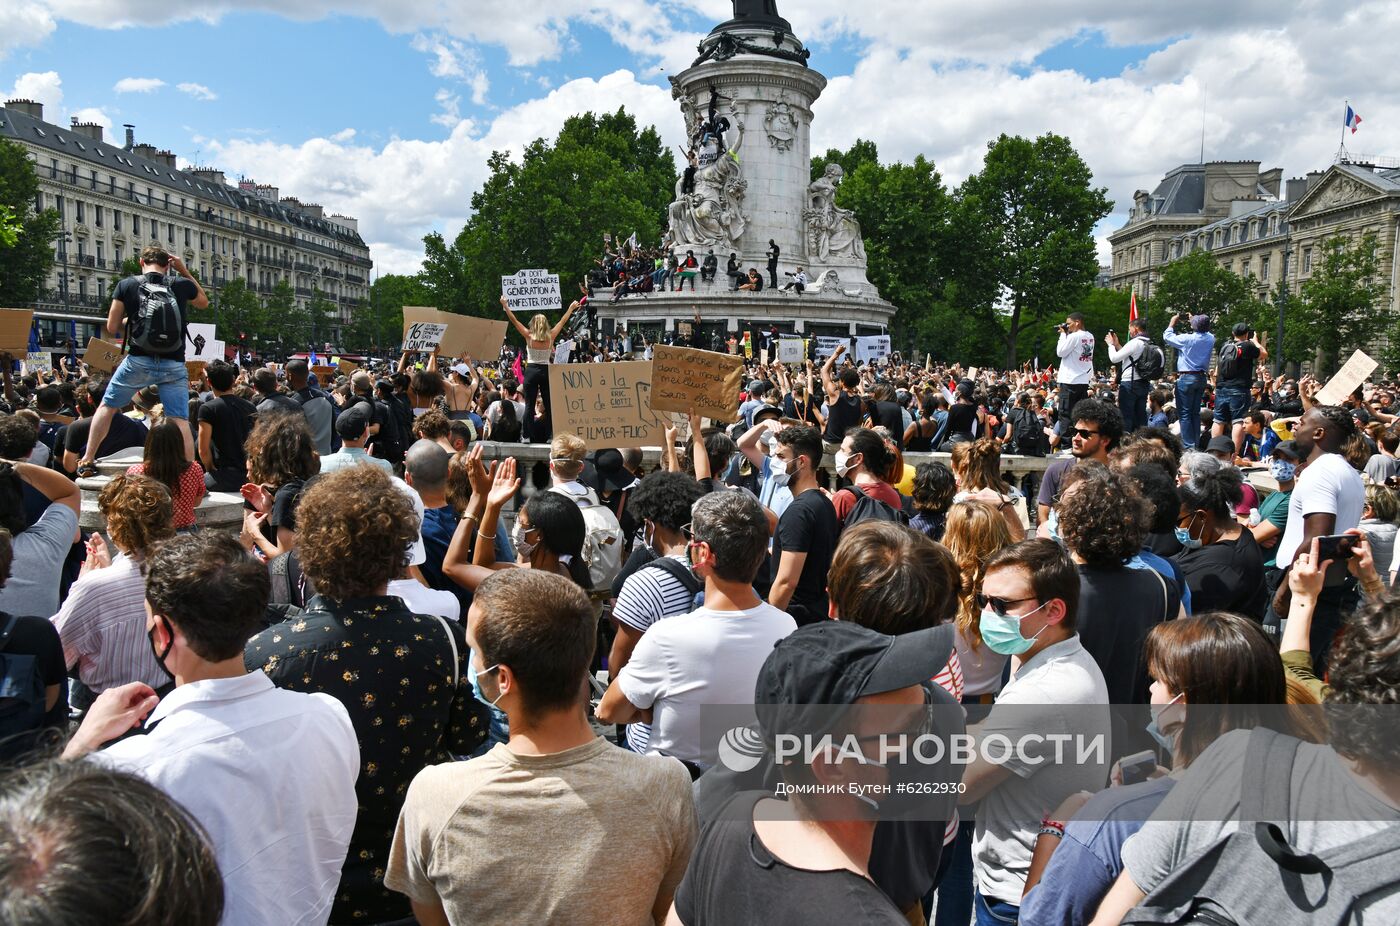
1346;105;1363;134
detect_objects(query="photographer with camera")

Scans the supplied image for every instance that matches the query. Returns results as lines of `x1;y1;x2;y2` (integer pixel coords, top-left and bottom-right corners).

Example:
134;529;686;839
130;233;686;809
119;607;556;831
1050;313;1096;451
1163;313;1215;448
1212;322;1268;452
1106;318;1161;432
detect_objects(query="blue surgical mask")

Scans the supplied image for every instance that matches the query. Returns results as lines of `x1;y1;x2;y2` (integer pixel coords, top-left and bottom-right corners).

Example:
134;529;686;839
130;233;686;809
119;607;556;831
1174;514;1204;550
477;663;504;707
979;601;1050;656
1270;460;1296;482
1146;693;1184;755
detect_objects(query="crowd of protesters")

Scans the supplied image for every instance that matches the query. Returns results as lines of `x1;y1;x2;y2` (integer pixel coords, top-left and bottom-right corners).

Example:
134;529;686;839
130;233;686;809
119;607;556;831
0;252;1398;926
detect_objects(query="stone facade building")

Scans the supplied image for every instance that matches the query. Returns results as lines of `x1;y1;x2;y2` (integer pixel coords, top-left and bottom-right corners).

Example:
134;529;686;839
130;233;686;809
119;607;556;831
1;99;373;351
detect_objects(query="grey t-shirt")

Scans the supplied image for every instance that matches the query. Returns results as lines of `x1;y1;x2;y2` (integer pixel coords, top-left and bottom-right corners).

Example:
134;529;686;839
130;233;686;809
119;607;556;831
1122;729;1400;921
0;503;79;618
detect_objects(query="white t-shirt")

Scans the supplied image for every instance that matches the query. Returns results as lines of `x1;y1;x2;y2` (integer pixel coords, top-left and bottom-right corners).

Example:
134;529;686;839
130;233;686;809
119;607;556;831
1275;452;1366;566
615;601;796;767
1056;330;1096;384
612;555;700;753
387;578;461;622
1108;335;1148;381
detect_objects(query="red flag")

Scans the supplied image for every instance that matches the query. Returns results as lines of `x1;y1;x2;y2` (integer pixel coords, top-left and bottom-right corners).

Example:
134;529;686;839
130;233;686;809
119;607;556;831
1129;291;1139;323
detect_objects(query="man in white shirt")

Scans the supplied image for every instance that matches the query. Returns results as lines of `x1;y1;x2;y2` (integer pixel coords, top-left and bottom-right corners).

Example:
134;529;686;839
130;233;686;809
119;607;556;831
1105;317;1151;432
63;532;359;926
318;404;392;475
1271;404;1366;670
599;490;797;770
958;539;1112;923
1050;312;1096;451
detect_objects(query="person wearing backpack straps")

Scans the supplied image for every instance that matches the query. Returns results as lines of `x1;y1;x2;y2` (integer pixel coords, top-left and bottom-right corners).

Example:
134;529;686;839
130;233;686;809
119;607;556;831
75;247;204;479
831;427;907;530
1107;318;1159;433
0;529;67;763
768;425;840;627
546;433;625;594
1211;322;1268;454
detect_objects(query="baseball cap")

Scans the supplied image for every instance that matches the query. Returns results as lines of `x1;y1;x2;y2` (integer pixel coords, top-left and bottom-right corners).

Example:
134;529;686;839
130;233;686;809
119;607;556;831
451;362;470;376
1273;439;1302;462
755;621;954;744
1232;322;1252;337
1206;435;1236;456
752;404;782;425
1189;314;1211;332
335;404;371;441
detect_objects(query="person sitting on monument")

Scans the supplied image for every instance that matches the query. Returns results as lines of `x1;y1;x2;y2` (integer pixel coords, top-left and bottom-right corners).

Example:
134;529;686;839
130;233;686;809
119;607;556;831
738;268;764;292
725;252;742;289
701;250;718;283
781;266;808;296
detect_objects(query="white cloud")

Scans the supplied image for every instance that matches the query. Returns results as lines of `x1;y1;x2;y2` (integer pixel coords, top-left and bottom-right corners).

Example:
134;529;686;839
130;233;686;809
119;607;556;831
177;81;217;101
429;88;462;128
330;127;356;142
113;76;165;93
69;106;112;130
6;70;63;109
412;32;490;107
0;2;56;59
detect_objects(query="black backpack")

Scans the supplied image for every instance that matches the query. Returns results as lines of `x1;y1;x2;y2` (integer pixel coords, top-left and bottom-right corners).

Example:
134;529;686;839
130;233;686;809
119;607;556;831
1132;336;1166;380
640;556;705;611
0;615;47;762
1216;340;1246;381
1009;408;1044;456
843;483;909;530
128;275;185;354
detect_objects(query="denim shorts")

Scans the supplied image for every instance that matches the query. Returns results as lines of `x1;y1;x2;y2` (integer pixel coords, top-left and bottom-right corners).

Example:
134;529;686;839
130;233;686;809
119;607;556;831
101;354;190;419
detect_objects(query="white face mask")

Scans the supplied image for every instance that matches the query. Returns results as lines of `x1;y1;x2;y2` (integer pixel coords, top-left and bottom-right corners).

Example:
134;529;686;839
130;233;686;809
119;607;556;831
512;525;539;561
769;455;792;486
834;451;855;478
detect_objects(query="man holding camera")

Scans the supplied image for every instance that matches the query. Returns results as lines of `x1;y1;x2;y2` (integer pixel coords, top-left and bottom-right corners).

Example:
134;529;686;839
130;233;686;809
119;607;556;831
1051;313;1095;451
1163;314;1215;448
1212;322;1268;452
1106;318;1153;432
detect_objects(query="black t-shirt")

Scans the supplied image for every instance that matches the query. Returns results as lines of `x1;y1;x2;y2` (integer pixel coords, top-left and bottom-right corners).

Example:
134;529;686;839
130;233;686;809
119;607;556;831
783;393;822;427
0;612;69;749
62;413;149;461
1037;458;1075;507
112;273;198;360
1175;531;1266;619
944;402;977;438
197;394;258;475
1075;564;1178;706
270;479;312;532
823;392;862;444
874;401;904;448
772;489;839;626
1220;340;1260;387
675;792;907;926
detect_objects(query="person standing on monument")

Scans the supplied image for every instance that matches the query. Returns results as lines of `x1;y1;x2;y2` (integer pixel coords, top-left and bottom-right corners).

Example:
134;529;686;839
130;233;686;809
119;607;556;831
500;295;579;444
766;239;780;289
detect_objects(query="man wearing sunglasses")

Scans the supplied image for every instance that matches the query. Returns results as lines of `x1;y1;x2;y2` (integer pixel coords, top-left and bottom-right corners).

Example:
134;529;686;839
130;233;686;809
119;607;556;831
1036;399;1125;528
957;539;1111;926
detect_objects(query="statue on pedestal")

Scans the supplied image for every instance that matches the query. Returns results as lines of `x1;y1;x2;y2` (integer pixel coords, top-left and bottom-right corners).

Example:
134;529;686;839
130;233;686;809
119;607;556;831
804;163;866;262
664;103;748;252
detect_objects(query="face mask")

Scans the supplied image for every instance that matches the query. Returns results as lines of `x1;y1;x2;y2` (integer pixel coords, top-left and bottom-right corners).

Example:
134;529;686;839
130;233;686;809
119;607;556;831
1146;692;1184;754
1270;460;1296;482
835;451;857;478
1046;509;1063;545
512;526;538;561
477;663;505;707
769;455;792;487
979;601;1050;656
1173;526;1202;550
642;521;657;554
147;616;174;681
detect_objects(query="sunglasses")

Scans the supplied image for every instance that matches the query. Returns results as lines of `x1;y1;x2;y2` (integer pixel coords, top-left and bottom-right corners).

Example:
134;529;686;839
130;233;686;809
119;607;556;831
975;593;1038;617
1071;427;1100;440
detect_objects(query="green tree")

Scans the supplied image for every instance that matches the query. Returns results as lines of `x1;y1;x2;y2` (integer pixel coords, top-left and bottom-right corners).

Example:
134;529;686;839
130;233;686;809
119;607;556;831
1016;287;1136;372
210;278;267;346
0;138;62;307
347;273;431;353
425;109;675;324
307;289;337;351
811;139;881;182
953;133;1112;367
0;204;20;248
1152;249;1270;333
1292;233;1389;377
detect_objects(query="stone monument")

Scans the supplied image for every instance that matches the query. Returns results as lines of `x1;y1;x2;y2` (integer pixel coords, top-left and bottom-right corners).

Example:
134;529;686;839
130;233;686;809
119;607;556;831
598;0;895;345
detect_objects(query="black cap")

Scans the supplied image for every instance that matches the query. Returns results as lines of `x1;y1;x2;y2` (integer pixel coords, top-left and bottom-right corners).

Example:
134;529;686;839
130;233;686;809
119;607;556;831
755;622;953;743
752;404;782;425
1233;322;1252;337
1273;439;1302;462
593;448;635;493
335;404;371;440
1206;435;1236;456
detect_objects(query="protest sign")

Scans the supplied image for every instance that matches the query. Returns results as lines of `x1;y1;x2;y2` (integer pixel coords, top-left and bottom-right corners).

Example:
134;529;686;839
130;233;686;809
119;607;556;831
649;345;744;421
84;337;124;373
677;321;693;339
854;335;892;363
813;336;848;359
777;338;804;363
187;323;219;362
1315;350;1379;405
549;361;666;449
25;352;52;374
403;306;508;360
185;361;206;384
403;321;449;353
553;340;574;365
337;358;360;375
312;365;336;381
0;309;33;353
500;269;562;312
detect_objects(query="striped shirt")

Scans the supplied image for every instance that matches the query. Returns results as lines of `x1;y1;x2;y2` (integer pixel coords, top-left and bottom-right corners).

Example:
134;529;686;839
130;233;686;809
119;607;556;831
612;554;698;753
52;552;167;695
932;650;965;846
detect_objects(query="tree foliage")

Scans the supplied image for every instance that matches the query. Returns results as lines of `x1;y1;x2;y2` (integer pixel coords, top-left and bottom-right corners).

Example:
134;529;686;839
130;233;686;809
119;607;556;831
424;109;675;322
210;278;267;345
0;138;62;307
1292;233;1389;377
1152;249;1271;333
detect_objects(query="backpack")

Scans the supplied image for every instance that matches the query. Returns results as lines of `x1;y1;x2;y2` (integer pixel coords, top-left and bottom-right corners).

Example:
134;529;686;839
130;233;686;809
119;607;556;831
551;486;625;592
843;483;909;530
640;555;706;611
0;615;48;762
1009;408;1044;456
1216;340;1246;381
128;275;185;354
1131;336;1166;381
268;550;308;609
1121;728;1400;926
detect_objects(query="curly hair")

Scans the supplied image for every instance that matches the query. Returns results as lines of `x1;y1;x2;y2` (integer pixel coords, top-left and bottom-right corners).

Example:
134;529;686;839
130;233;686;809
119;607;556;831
912;461;956;515
0;414;38;460
950;438;1009;494
942;500;1014;650
1327;594;1400;767
1068;398;1125;450
1178;451;1243;519
627;471;704;532
1057;462;1150;568
98;474;174;558
245;412;318;488
828;522;959;634
296;467;418;599
412;408;451;441
445;451;472;516
410;369;446;400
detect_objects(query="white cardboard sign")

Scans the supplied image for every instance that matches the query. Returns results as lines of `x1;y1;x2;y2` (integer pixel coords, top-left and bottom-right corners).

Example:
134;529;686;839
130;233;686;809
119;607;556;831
501;269;561;312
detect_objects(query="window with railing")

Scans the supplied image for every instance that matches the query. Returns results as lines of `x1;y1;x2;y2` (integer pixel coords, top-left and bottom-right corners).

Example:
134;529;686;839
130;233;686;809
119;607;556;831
1261;256;1270;281
1303;247;1312;272
76;200;85;223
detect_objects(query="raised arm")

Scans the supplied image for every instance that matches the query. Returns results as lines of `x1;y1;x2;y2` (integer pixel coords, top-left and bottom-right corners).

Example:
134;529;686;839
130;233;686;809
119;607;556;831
820;345;844;403
550;300;581;341
689;412;711;481
499;296;531;339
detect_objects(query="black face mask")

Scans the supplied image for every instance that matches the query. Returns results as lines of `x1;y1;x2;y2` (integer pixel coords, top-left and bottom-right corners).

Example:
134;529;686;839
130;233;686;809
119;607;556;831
147;616;175;681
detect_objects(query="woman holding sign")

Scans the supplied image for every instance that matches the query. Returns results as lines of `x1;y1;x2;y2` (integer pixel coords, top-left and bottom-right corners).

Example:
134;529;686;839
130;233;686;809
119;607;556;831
499;295;579;443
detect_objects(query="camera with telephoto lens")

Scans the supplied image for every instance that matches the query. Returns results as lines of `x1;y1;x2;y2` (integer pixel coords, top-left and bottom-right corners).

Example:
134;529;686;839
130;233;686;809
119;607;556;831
1056;322;1069;334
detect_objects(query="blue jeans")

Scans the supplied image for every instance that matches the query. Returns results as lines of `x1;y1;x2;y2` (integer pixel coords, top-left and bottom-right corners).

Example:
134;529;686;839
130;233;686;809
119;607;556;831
1213;383;1250;427
1175;372;1207;448
932;818;977;926
974;891;1019;925
102;354;190;419
1118;378;1150;433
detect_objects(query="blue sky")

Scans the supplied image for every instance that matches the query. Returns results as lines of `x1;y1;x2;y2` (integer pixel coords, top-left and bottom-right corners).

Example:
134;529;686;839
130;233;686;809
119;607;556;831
3;2;1397;273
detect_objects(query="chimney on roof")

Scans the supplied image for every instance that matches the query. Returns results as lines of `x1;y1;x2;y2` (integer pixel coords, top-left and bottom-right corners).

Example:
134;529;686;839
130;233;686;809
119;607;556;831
1285;176;1309;201
1258;167;1282;198
132;142;161;162
123;124;135;150
155;149;177;169
1306;170;1324;191
189;167;226;186
4;99;44;120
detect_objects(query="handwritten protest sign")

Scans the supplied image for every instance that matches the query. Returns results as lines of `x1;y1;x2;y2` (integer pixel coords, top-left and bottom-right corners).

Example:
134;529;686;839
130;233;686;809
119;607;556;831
84;337;124;373
500;269;561;312
403;306;508;360
777;338;804;363
25;352;52;374
1315;350;1378;406
549;361;665;449
854;335;892;363
312;365;336;381
813;336;848;359
337;358;360;375
403;321;448;353
649;345;745;421
553;340;574;365
0;309;33;353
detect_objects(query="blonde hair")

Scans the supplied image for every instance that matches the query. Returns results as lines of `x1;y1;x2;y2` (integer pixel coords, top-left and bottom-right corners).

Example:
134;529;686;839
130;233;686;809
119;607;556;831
941;500;1014;649
1364;483;1398;523
950;438;1009;494
550;433;587;479
528;314;550;341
